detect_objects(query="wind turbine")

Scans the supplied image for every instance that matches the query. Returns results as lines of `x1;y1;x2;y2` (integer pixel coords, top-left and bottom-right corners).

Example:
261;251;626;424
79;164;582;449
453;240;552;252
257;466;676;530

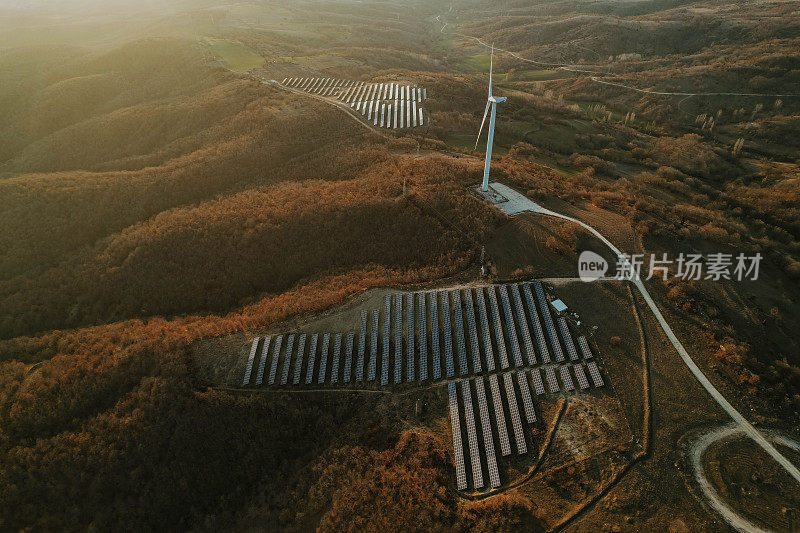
475;44;506;192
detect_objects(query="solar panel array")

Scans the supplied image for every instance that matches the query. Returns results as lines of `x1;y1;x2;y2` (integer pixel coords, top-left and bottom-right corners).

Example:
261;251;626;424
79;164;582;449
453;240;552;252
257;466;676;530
441;291;455;378
279;77;428;130
487;286;510;369
356;311;367;382
344;332;355;383
452;290;469;375
577;335;594;359
268;335;283;385
510;284;536;366
475;288;496;371
418;292;428;381
406;293;415;382
382;296;391;386
305;334;318;384
330;333;342;384
488;374;511;456
573;364;590;389
255;336;271;386
503;373;528;454
243;337;259;385
522;283;551;363
498;285;524;367
280;334;295;385
369;310;379;381
559;364;575;391
460;381;483;488
293;334;306;385
430;291;442;379
318;334;330;385
557;317;579;361
534;282;565;362
463;289;483;373
239;283;608;400
586;361;605;387
394;294;403;384
448;382;468;490
474;377;501;488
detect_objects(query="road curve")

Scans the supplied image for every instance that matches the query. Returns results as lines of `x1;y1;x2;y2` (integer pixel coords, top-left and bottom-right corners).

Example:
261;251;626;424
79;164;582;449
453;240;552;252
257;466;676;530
528;197;800;485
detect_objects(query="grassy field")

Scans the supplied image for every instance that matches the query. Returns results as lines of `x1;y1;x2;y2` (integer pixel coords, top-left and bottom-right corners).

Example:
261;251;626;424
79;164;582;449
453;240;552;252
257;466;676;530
505;69;573;82
204;38;265;72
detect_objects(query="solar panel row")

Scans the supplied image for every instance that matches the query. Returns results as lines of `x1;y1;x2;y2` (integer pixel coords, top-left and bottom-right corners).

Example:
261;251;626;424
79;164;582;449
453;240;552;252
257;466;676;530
502;373;528;454
448;382;468;490
441;291;455;378
344;332;355;383
381;296;391;386
586;361;605;387
557;317;579;361
475;288;496;372
256;336;271;386
577;335;593;359
317;333;330;385
394;294;403;384
510;284;537;366
430;292;442;379
293;334;306;385
268;335;283;385
463;289;483;374
516;371;537;423
534;282;565;362
243;337;259;385
522;283;551;363
369;309;379;382
460;381;484;488
306;334;318;384
356;310;367;382
559;364;575;391
488;374;511;456
330;333;342;384
280;334;295;385
498;285;524;367
452;290;469;375
474;377;501;488
418;292;428;381
486;286;510;369
406;293;415;382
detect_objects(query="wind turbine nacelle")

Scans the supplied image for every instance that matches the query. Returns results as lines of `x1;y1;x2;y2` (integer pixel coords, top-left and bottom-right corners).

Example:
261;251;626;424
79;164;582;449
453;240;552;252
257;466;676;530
489;96;507;103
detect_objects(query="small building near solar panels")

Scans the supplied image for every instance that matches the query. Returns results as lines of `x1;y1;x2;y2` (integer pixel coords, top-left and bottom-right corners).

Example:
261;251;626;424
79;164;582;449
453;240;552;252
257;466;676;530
550;299;568;313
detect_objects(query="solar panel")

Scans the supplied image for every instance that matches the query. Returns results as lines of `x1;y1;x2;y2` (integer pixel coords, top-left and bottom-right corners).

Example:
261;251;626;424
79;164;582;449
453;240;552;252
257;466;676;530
430;292;442;380
406;293;415;382
544;366;559;393
534;282;565;362
498;285;524;367
530;368;546;395
305;334;318;384
317;334;330;384
368;309;379;382
474;377;501;488
475;288;495;371
418;292;428;381
394;294;403;384
452;290;469;375
577;336;593;359
510;284;536;365
293;334;306;385
559;365;575;391
522;283;551;363
268;335;283;385
488;374;511;456
280;334;295;385
487;286;510;369
441;290;455;378
460;380;484;489
330;333;342;384
516;371;537;423
557;317;579;361
255;336;271;386
448;382;468;491
586;361;605;387
502;372;527;454
356;310;367;382
243;337;259;386
381;296;391;386
573;364;590;389
463;289;482;374
344;332;355;383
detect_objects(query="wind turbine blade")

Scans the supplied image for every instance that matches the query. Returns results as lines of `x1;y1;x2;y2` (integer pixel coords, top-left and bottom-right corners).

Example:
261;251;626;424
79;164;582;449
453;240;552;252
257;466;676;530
488;44;493;98
475;100;491;150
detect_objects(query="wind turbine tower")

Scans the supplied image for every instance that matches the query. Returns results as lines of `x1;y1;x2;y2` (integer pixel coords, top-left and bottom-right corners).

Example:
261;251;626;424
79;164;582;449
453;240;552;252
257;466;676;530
475;45;506;192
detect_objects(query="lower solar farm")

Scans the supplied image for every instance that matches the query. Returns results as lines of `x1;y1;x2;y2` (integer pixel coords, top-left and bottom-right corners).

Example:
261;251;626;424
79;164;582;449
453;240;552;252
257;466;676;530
195;270;646;514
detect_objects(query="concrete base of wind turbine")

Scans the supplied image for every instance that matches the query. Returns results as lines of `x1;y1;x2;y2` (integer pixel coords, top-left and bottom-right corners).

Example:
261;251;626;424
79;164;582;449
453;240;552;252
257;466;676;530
470;183;508;205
